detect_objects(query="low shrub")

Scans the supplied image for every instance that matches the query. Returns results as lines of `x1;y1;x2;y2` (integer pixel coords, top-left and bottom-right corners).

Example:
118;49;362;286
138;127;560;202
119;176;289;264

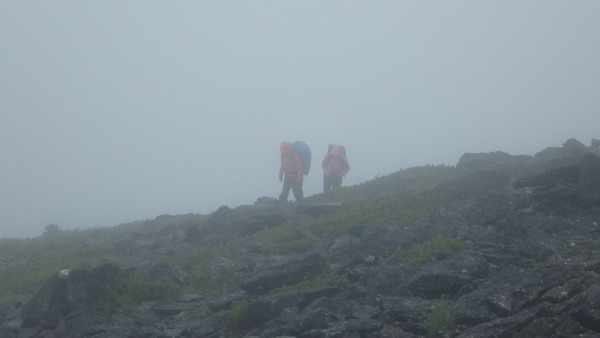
424;299;455;337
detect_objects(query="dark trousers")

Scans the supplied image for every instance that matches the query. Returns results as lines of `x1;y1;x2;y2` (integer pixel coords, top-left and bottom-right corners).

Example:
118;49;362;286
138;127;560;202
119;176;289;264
323;174;343;193
280;176;303;202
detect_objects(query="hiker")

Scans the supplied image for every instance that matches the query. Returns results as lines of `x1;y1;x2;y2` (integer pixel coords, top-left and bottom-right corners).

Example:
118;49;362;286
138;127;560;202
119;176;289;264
322;144;350;193
279;141;304;202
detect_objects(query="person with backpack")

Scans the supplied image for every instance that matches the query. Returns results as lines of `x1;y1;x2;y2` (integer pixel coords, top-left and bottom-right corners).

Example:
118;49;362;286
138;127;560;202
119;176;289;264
322;144;350;193
278;141;305;202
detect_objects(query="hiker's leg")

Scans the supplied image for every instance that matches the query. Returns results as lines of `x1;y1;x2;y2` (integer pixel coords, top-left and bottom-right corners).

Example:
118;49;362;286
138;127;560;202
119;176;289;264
279;176;292;202
292;177;304;202
323;175;332;193
332;175;343;189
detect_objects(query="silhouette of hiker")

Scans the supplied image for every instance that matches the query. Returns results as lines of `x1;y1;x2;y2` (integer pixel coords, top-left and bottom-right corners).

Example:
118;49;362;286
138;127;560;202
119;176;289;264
279;141;304;202
322;144;350;193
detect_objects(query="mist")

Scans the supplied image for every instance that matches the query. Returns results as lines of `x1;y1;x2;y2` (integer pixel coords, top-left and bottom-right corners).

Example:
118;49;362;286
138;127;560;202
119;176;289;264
1;2;599;238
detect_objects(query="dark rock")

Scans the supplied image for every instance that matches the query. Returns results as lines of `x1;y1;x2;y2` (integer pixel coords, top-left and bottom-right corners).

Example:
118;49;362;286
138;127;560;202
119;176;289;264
513;153;600;213
177;293;203;303
196;205;238;245
458;304;548;338
207;291;247;312
63;313;108;337
153;304;182;316
0;317;22;334
513;165;580;189
379;296;436;335
13;325;43;337
238;251;322;294
21;263;124;328
456;151;532;177
533;138;590;168
463;188;517;226
347;265;418;297
576;153;600;207
20;276;67;328
562;283;600;334
285;297;346;331
401;252;488;299
233;286;342;330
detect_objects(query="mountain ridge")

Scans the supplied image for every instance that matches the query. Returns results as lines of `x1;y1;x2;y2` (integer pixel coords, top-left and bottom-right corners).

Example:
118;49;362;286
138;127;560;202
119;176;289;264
1;137;600;337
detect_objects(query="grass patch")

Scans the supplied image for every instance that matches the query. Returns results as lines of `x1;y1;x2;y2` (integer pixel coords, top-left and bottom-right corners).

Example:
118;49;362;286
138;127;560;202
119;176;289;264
307;165;458;204
424;299;455;337
110;272;181;313
0;164;463;307
394;235;469;266
225;299;250;328
308;190;456;236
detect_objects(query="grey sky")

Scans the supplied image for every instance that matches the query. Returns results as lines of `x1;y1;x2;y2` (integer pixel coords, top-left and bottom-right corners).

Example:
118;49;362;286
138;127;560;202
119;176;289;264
1;2;599;238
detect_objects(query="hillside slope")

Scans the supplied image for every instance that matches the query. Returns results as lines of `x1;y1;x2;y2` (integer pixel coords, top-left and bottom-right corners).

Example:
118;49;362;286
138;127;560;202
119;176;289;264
1;138;600;337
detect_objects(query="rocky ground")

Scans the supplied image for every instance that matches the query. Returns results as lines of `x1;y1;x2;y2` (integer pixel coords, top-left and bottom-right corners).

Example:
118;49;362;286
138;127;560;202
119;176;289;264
2;138;600;337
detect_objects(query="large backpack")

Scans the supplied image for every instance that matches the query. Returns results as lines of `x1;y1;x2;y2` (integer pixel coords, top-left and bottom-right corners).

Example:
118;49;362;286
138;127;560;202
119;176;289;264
328;144;346;157
291;141;311;175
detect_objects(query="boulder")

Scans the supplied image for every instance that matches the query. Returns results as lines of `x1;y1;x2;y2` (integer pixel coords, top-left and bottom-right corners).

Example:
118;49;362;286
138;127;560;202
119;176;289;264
576;153;600;206
456;151;532;177
238;252;322;294
232;286;342;330
21;263;124;328
400;252;488;299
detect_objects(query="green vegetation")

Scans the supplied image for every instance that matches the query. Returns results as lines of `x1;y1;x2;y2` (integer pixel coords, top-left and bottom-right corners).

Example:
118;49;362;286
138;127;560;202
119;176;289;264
309;190;456;236
0;164;463;309
0;216;206;304
308;165;458;204
242;222;316;255
226;299;250;326
394;235;469;266
423;299;455;337
0;230;124;304
88;271;182;315
112;272;181;313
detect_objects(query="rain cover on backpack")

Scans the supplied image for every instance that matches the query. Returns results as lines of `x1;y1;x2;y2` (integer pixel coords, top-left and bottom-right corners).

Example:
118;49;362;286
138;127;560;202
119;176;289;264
291;141;311;175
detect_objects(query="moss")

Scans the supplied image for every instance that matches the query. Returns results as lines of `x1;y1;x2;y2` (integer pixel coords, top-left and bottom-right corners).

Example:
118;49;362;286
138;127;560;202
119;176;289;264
423;299;455;337
394;235;469;266
226;299;250;325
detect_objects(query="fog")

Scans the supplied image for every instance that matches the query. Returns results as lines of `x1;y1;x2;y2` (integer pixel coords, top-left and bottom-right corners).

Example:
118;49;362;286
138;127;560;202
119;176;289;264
1;2;599;238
